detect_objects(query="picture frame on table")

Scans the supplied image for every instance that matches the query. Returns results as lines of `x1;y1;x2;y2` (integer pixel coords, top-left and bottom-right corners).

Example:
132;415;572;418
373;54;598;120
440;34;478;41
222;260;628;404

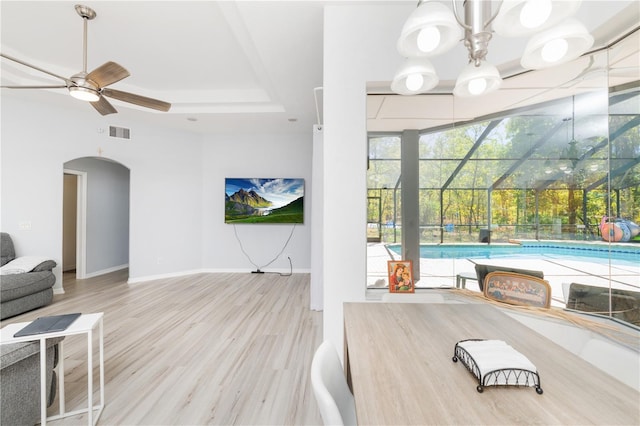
387;260;414;293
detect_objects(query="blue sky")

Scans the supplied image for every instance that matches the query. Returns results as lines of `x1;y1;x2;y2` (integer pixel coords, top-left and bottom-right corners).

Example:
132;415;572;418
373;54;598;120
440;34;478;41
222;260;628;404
225;178;304;208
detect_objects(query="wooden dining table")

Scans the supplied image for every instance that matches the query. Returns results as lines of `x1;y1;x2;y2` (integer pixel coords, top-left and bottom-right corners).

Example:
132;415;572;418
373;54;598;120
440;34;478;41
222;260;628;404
343;302;640;425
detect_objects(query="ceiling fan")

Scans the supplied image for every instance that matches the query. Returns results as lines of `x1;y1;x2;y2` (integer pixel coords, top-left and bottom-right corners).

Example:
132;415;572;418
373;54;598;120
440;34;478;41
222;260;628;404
0;4;171;116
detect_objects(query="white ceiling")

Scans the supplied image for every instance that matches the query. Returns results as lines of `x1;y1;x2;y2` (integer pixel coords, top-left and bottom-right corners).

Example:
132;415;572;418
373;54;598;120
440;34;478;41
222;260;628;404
1;1;638;135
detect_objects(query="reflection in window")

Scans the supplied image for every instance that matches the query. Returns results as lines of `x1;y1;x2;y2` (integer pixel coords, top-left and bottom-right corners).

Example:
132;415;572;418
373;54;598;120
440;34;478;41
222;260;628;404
366;85;639;328
368;89;638;246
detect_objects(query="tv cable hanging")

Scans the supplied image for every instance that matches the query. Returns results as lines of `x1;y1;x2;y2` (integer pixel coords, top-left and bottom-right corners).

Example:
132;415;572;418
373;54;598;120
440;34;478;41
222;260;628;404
233;224;296;275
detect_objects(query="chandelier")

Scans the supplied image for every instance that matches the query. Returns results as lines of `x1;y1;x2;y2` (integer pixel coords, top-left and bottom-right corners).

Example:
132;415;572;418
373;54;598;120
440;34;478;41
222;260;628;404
391;0;594;97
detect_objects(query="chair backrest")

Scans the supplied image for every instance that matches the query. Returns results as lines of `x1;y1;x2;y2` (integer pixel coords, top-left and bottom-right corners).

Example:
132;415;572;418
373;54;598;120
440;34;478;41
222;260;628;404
311;340;357;426
475;263;544;291
566;283;640;326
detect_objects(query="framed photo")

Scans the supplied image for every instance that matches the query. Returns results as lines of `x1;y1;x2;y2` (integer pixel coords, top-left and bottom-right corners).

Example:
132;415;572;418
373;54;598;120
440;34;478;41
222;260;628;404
388;260;414;293
484;272;551;308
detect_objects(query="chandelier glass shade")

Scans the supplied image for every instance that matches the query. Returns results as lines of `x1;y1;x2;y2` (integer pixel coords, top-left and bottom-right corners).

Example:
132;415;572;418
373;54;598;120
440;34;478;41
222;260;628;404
492;0;582;37
520;18;594;69
392;0;593;97
391;57;439;95
453;61;502;97
397;1;463;57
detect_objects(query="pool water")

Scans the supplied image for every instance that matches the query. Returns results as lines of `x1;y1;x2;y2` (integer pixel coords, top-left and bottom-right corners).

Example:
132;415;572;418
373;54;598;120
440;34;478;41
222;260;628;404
387;242;640;265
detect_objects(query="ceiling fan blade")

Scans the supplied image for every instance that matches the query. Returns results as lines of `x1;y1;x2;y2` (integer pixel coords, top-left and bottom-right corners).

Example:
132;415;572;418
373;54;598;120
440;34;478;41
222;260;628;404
90;96;117;116
102;88;171;112
2;85;67;89
1;53;71;85
86;61;130;88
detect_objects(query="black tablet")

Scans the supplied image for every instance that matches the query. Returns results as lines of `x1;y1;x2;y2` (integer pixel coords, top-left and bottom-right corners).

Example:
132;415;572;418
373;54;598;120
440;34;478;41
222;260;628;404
13;313;82;337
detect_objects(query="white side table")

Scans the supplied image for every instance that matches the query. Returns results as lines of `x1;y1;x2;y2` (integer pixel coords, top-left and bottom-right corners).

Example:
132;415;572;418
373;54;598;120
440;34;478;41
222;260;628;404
0;313;104;426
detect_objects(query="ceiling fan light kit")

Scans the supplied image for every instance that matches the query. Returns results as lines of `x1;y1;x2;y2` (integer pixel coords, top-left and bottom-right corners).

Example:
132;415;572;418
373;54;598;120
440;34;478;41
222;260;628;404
69;86;100;102
0;4;171;115
392;0;590;97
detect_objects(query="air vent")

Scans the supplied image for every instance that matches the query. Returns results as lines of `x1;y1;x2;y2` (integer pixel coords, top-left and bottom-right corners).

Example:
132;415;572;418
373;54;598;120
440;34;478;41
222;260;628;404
109;126;131;139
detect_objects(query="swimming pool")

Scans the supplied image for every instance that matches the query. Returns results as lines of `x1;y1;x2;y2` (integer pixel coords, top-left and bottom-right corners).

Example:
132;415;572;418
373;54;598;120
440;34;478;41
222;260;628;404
387;241;640;265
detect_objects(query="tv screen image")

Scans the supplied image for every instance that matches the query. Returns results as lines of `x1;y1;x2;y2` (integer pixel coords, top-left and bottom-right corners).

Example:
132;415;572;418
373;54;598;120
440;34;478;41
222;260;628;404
225;178;304;224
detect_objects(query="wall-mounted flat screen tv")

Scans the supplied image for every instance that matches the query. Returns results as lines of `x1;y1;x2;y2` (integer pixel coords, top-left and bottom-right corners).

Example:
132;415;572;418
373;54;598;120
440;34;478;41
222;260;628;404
225;178;304;224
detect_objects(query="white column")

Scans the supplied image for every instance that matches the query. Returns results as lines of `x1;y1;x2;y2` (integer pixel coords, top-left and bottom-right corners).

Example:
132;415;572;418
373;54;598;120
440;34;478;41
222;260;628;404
311;125;324;311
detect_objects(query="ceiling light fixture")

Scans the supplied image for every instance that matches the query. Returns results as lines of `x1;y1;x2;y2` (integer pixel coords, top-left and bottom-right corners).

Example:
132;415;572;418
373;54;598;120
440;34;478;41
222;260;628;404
392;0;591;97
558;96;584;173
69;86;99;102
390;57;439;95
520;18;594;69
69;72;100;102
454;61;502;97
493;0;581;36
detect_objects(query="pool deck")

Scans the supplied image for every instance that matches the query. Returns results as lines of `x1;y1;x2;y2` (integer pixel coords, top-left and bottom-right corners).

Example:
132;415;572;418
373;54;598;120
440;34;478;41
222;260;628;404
367;242;640;307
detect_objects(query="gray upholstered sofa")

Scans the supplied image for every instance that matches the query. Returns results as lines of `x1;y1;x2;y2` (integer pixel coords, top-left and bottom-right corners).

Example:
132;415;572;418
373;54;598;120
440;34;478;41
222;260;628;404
1;232;57;320
1;337;63;425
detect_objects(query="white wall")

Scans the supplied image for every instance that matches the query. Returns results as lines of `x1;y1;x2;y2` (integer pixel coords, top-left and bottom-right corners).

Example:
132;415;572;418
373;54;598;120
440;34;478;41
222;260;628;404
1;94;204;286
202;132;312;273
322;4;411;355
65;157;130;276
1;93;314;290
310;125;323;310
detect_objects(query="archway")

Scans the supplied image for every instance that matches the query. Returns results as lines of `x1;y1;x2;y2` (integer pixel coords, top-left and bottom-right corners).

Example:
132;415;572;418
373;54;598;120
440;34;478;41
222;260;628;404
63;157;130;285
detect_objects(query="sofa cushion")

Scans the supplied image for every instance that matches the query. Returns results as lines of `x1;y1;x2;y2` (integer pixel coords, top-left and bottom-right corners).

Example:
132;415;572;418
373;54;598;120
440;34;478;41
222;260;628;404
0;232;16;267
0;272;56;302
1;257;56;275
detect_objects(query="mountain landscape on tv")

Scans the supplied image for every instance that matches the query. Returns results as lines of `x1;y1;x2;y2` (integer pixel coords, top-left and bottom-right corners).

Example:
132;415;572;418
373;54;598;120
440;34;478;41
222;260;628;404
225;178;304;224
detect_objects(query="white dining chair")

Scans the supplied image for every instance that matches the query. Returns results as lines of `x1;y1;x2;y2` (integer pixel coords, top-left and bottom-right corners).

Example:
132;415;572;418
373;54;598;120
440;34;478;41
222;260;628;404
310;340;357;426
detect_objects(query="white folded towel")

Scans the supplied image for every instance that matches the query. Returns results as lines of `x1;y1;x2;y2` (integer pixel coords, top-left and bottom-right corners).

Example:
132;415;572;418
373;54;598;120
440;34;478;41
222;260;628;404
458;339;537;386
0;256;51;275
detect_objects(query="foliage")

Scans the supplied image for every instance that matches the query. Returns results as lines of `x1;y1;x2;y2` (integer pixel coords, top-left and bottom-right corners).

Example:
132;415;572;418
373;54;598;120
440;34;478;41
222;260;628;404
225;197;303;224
367;93;640;243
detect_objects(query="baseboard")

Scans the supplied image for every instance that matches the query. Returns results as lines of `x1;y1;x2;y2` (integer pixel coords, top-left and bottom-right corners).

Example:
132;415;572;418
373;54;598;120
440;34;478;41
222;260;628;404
84;263;129;279
201;268;311;274
127;268;311;284
127;269;206;284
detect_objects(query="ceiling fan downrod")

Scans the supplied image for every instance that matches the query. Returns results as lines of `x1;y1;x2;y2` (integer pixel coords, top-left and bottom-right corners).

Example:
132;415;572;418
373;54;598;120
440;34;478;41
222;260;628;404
69;5;99;101
2;3;171;114
75;4;96;73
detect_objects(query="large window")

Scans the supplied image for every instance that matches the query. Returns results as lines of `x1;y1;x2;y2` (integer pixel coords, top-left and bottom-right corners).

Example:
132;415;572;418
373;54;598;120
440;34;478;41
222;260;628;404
414;94;616;243
367;136;401;243
366;31;639;325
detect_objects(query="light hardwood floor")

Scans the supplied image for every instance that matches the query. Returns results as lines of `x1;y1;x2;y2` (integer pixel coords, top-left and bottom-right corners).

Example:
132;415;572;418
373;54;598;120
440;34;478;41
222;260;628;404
1;270;323;425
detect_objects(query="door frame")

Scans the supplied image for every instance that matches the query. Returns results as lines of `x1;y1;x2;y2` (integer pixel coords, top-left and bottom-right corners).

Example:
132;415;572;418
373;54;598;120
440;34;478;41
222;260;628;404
63;169;87;280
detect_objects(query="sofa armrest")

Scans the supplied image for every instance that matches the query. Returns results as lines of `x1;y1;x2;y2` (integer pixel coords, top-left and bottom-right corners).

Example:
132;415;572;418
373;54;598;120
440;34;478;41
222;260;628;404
0;337;64;369
32;260;57;272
